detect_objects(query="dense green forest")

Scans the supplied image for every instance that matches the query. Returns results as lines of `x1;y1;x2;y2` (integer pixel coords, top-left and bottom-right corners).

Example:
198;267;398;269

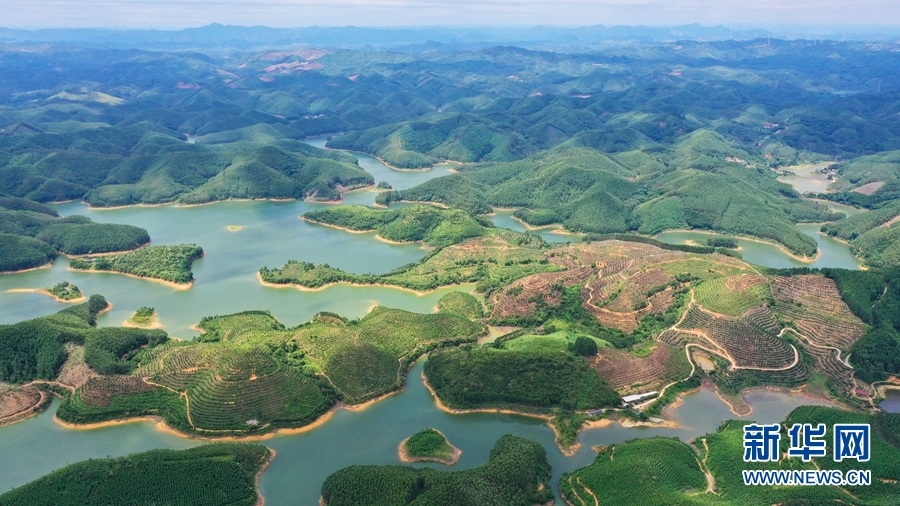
0;295;167;383
377;134;838;256
402;428;458;464
3;38;900;262
0;124;373;206
70;244;204;284
424;346;621;411
321;435;554;506
304;204;486;246
823;267;900;382
0;195;150;271
0;443;270;506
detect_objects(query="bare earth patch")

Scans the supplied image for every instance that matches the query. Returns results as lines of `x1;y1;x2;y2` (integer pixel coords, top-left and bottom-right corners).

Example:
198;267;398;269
851;181;885;195
56;343;99;388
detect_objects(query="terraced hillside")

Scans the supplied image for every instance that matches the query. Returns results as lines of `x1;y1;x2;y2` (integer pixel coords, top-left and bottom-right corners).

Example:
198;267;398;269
771;275;867;350
592;343;691;395
677;306;797;370
561;437;707;506
60;302;485;435
695;274;771;317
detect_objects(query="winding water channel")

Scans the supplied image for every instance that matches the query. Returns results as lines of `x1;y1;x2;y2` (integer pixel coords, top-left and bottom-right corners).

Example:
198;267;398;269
0;143;865;503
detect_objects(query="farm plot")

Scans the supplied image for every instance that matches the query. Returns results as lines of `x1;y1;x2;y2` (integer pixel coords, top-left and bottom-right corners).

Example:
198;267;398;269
655;256;754;281
143;344;334;432
0;385;43;424
80;375;156;406
771;275;867;350
490;267;593;320
695;275;771;316
679;306;796;370
592;343;690;394
712;360;811;393
739;305;781;334
604;269;674;313
581;298;651;333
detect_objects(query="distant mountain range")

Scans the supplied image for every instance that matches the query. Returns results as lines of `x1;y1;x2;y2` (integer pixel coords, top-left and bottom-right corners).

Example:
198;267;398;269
1;23;897;51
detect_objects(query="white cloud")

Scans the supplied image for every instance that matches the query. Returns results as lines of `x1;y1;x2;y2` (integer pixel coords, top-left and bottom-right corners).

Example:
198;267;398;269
0;0;897;29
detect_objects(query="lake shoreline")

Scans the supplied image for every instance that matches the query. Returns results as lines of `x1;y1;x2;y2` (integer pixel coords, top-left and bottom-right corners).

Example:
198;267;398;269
256;271;473;298
68;267;193;290
6;288;86;303
656;228;821;263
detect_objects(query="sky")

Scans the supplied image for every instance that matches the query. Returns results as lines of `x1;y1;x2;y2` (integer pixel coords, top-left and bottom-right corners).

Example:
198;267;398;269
0;0;898;29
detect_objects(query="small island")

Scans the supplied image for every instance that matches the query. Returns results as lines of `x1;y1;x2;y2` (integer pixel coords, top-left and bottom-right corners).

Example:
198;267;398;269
125;306;161;328
399;428;461;466
44;281;84;302
8;281;86;303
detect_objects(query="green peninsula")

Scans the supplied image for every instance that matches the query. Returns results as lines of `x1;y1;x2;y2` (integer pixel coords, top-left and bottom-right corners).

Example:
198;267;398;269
0;443;271;506
70;244;203;286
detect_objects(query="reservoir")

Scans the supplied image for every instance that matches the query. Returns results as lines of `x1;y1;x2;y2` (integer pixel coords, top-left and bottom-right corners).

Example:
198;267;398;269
881;389;900;413
0;361;833;503
0;143;861;503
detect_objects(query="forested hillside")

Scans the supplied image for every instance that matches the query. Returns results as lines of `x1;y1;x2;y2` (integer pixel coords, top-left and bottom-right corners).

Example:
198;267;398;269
3;39;900;262
0;195;149;272
379;133;838;255
321;435;554;506
0;295;167;383
0;444;270;506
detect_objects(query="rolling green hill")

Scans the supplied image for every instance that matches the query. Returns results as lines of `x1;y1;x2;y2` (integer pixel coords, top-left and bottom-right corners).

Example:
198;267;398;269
0;443;270;506
0;195;150;272
303;204;486;247
0;295;167;383
0;125;374;206
379;132;837;256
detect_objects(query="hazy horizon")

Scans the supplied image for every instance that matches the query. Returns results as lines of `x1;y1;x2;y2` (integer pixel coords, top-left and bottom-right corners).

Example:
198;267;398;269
1;0;899;31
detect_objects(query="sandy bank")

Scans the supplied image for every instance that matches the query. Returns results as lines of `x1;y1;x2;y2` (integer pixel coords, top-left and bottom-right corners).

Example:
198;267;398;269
122;311;164;329
0;263;53;275
69;267;193;290
256;271;471;297
6;288;86;303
